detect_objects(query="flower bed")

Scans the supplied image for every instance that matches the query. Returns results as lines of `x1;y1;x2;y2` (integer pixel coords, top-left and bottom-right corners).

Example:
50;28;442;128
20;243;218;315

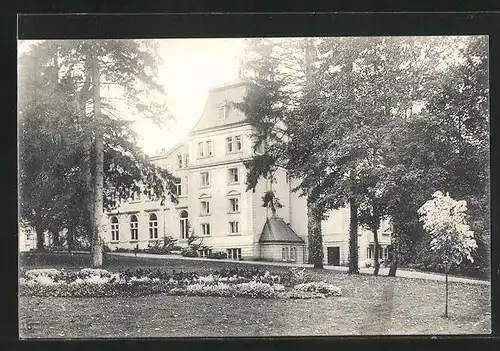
19;268;342;299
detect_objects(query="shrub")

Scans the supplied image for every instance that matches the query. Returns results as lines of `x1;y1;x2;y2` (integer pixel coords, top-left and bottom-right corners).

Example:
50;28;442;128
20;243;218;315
25;268;62;280
103;245;111;253
207;251;227;259
254;270;281;285
181;247;198;257
114;247;131;253
78;268;112;278
281;267;311;287
19;266;344;300
293;281;342;297
234;281;276;298
280;290;327;299
183;282;235;297
365;259;373;268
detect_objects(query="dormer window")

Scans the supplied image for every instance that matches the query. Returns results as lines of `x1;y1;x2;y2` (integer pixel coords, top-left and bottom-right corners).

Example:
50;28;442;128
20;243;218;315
217;102;228;120
255;139;265;154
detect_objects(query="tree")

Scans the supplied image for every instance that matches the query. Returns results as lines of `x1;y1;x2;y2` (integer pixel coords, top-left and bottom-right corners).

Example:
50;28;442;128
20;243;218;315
316;36;483;277
237;38;329;269
424;36;489;277
262;190;283;217
418;191;477;317
237;36;488;276
381;36;489;277
18;45;86;251
18;40;178;266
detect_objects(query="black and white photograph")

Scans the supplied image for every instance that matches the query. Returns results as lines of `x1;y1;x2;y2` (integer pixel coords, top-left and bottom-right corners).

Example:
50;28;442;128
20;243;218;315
18;32;491;337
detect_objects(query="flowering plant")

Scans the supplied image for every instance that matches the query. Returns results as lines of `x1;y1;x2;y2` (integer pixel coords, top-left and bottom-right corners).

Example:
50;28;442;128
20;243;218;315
293;282;342;297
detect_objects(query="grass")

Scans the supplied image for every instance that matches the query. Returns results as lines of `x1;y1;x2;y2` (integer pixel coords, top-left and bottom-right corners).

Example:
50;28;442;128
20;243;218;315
19;252;491;338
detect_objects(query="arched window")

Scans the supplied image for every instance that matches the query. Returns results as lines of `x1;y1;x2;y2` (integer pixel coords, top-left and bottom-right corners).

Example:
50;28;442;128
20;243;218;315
149;213;158;239
179;210;189;239
130;215;138;241
110;216;119;241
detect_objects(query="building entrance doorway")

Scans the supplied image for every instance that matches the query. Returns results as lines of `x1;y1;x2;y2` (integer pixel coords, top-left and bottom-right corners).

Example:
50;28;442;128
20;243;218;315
327;246;340;266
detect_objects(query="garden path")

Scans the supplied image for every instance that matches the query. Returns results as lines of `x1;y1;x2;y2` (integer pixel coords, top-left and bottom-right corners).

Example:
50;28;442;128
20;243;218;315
108;252;490;286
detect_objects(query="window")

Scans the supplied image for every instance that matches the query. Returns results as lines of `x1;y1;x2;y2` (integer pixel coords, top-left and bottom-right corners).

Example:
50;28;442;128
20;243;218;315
110;216;119;241
201;223;211;236
175;179;182;196
235;135;242;151
217;103;228;120
282;247;297;262
227;135;242;153
177;155;183;169
229;197;239;213
229;221;239;234
228;168;239;183
149;213;158;239
198;141;213;158
206;141;213;156
227;248;242;260
226;137;234;153
25;227;32;240
200;200;211;215
383;246;389;260
179;210;189;239
255;140;265;154
200;171;210;187
184;153;189;167
199;248;213;257
198;142;205;158
285;172;289;184
282;247;287;261
130;215;138;241
367;245;373;259
131;191;141;202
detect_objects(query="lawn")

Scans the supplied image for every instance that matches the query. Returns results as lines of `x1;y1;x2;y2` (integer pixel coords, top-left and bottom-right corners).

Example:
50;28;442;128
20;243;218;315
19;253;491;338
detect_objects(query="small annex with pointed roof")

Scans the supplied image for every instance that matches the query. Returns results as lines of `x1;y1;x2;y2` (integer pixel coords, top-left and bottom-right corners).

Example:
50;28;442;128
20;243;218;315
259;217;305;244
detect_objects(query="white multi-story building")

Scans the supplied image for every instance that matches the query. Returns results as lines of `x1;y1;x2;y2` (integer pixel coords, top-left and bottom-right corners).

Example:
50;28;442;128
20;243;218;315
104;79;391;265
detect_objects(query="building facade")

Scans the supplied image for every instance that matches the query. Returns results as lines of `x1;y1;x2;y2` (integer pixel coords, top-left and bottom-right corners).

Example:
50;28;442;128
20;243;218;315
103;80;391;265
19;224;53;252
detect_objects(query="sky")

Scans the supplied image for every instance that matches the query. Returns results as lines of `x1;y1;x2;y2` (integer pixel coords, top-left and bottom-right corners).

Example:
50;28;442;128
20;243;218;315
135;39;246;155
18;38;247;156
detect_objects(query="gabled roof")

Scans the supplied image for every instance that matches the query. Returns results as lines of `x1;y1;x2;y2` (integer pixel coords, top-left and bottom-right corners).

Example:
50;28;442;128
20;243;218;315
149;141;188;161
259;217;305;244
190;79;248;134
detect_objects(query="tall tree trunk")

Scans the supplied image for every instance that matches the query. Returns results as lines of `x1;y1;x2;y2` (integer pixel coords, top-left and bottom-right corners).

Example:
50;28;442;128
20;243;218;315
90;46;104;268
348;197;359;274
34;210;45;251
67;226;75;253
52;231;60;248
388;218;399;277
307;197;324;269
373;228;380;276
36;227;45;252
83;138;94;245
76;59;94;247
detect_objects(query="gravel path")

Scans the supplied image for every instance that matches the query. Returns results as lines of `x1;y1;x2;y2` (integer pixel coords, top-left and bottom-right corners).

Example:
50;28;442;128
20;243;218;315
109;252;490;285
